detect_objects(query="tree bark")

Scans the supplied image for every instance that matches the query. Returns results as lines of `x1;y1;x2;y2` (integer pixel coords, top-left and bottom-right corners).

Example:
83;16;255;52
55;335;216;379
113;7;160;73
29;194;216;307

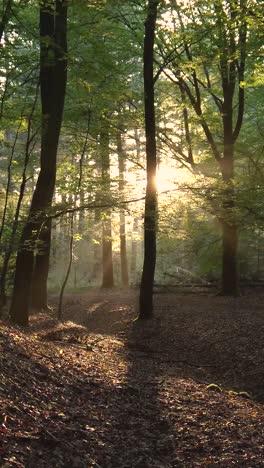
0;97;37;311
57;214;74;320
31;218;52;309
130;217;139;285
117;129;129;286
30;0;68;310
220;144;238;295
100;121;114;288
218;3;239;295
139;0;159;319
10;0;68;325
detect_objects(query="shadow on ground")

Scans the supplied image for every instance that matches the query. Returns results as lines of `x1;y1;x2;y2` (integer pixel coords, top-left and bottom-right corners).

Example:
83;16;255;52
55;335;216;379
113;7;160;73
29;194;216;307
44;288;264;401
1;288;264;466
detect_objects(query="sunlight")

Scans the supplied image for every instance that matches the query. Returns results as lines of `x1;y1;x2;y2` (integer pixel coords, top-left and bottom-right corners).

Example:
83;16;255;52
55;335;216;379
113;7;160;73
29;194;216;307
156;162;195;196
120;157;195;200
156;164;176;194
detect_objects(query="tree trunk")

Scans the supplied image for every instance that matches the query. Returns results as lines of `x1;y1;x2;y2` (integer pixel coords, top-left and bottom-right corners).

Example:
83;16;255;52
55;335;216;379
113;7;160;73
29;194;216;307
31;219;52;309
102;219;114;288
92;208;101;285
222;220;238;294
117;129;129;286
220;147;238;295
0;90;38;311
57;213;74;320
10;0;68;325
130;217;139;285
100;121;114;288
139;0;159;319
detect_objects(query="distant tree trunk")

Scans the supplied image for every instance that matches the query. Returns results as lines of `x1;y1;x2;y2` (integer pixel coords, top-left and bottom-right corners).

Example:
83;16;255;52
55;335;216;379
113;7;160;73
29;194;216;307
130;217;139;285
10;0;68;325
57;213;74;320
135;128;141;164
101;121;114;288
130;129;141;286
139;0;159;319
31;219;52;309
220;141;238;295
92;207;101;284
117;129;129;286
78;189;85;231
0;96;38;311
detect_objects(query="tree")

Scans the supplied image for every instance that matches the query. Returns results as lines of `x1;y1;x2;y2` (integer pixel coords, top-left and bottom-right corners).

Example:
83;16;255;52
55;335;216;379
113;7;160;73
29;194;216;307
10;0;68;325
0;89;39;311
100;118;114;288
117;128;129;286
158;0;251;294
139;0;159;319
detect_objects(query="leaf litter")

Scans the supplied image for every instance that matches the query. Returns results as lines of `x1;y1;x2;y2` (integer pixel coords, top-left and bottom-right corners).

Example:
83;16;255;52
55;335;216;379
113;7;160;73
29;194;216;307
0;288;264;467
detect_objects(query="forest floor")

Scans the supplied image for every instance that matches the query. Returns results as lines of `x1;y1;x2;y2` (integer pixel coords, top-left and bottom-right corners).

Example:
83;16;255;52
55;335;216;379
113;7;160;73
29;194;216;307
0;288;264;467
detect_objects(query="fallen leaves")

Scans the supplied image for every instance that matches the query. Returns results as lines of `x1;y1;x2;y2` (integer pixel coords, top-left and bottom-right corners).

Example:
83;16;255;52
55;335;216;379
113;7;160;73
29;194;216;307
1;290;264;466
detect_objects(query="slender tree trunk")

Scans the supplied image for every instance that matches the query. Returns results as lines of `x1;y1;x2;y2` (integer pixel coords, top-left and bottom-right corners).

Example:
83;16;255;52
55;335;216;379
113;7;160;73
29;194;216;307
220;146;238;295
0;123;20;245
31;218;52;309
131;217;139;285
0;95;38;310
130;129;141;286
78;189;85;232
100;121;114;288
117;129;129;286
219;34;238;295
222;219;238;294
92;208;101;284
57;214;74;320
102;219;114;288
10;0;68;325
139;0;159;319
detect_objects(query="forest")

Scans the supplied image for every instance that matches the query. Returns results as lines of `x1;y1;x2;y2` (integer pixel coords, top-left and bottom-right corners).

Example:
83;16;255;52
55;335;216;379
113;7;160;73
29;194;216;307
0;0;264;466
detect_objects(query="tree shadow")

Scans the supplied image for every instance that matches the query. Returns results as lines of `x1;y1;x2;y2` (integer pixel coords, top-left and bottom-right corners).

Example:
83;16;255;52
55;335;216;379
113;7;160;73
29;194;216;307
101;316;176;466
29;291;177;465
50;289;264;402
2;288;264;466
34;288;264;402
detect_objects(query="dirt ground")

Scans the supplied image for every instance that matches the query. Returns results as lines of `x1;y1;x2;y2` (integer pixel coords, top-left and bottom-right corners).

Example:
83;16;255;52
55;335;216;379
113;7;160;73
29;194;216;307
49;287;264;400
1;288;264;467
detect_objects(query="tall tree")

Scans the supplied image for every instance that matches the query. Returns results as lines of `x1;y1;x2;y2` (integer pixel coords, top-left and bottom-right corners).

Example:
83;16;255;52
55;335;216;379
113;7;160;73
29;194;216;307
10;0;68;325
159;0;249;294
139;0;159;319
117;128;129;286
0;91;38;311
100;118;114;288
